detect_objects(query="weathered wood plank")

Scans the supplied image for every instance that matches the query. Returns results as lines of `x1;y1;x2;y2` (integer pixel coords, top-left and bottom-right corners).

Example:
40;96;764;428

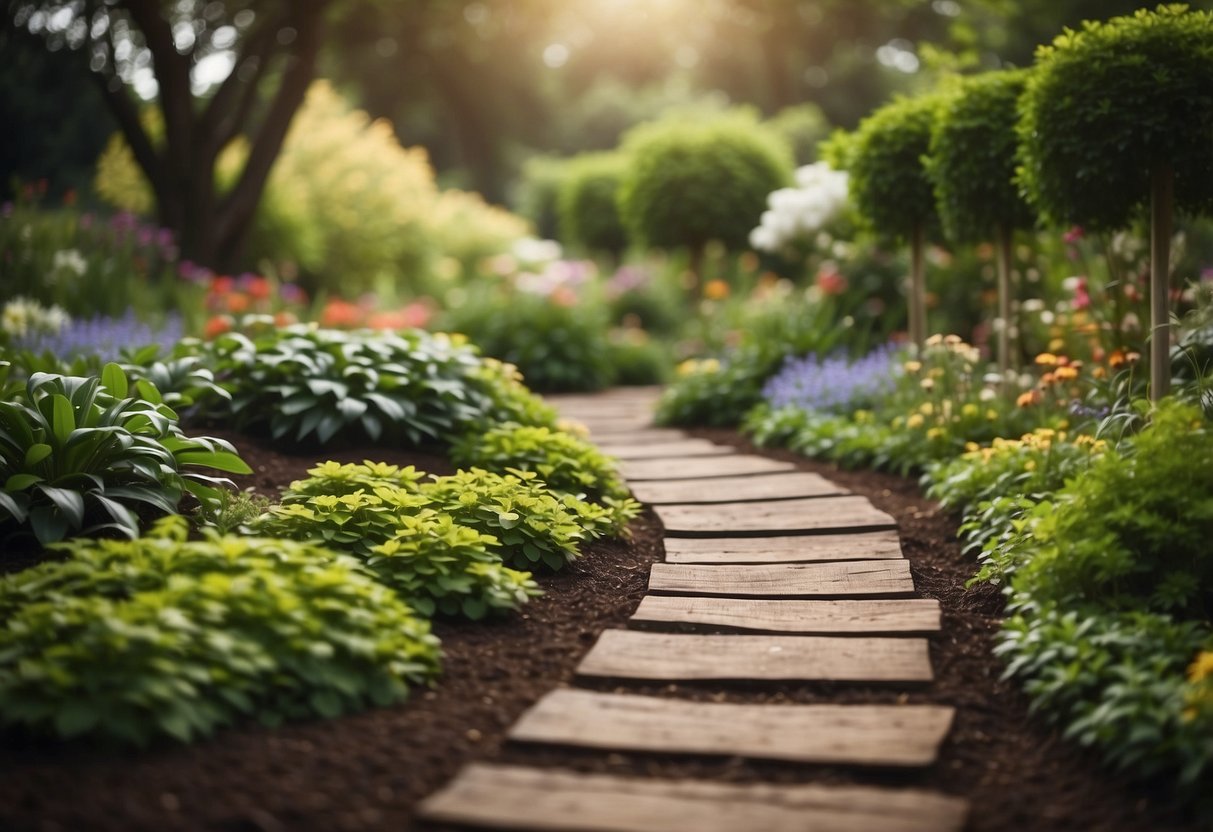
576;630;933;683
570;416;658;434
630;597;941;635
598;439;734;460
509;689;955;767
647;560;916;598
622;455;796;481
655;496;896;536
582;428;692;444
630;472;847;505
418;764;970;832
663;531;903;564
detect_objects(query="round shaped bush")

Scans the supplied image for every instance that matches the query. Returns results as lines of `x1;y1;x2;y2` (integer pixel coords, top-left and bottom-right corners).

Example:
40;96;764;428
0;519;440;745
557;152;630;254
928;69;1035;243
617;114;791;251
849;94;945;240
1017;6;1213;230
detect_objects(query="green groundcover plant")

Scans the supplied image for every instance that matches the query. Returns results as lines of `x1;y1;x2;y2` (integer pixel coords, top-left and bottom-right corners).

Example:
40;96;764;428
0;517;441;746
174;324;556;446
0;363;249;546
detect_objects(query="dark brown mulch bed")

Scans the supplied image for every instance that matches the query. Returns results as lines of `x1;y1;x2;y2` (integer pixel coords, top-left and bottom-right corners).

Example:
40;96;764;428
0;424;1203;831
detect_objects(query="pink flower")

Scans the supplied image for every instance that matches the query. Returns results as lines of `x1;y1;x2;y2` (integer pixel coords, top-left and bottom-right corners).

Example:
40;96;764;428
1062;226;1085;244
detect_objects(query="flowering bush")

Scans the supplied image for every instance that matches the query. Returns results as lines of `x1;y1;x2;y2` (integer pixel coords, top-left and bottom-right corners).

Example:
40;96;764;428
761;343;899;414
748;162;850;255
12;309;183;364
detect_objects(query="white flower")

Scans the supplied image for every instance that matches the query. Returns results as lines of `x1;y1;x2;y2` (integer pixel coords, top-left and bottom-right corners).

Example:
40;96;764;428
511;237;562;266
747;162;849;253
51;248;88;278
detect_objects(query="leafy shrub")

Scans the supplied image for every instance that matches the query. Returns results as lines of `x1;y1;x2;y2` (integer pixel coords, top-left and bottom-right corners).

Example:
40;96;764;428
927;69;1034;243
606;328;672;386
450;424;640;528
446;285;614;393
848;94;944;242
764;103;832;166
0;518;440;745
1016;5;1213;231
618;112;791;252
557;152;629;255
422;468;622;569
997;606;1211;789
989;400;1213;616
925;428;1107;512
514;155;570;240
0;365;249;545
254;488;540;620
177;325;553;445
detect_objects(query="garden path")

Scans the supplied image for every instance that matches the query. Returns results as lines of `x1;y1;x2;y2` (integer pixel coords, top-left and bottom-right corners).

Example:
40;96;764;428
418;388;970;831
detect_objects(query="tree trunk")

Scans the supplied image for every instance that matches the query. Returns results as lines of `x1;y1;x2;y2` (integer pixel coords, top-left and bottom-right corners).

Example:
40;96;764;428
909;223;927;348
1150;164;1174;402
996;223;1014;391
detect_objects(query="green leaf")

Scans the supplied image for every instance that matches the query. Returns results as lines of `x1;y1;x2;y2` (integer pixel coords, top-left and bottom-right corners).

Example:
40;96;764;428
6;473;44;492
23;443;53;467
50;394;75;443
101;363;129;399
175;450;252;474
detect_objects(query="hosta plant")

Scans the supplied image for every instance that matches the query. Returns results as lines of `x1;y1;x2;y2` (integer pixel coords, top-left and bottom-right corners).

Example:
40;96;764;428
0;517;441;746
0;364;250;545
178;324;554;446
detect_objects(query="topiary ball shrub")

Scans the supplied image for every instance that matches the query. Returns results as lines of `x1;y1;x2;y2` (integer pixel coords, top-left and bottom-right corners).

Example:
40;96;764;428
1017;5;1213;231
928;69;1035;244
0;517;441;745
617;113;792;252
849;94;945;242
557;152;630;255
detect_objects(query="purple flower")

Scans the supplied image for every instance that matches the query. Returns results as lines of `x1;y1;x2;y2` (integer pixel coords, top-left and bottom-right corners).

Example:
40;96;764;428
13;310;183;363
762;344;900;414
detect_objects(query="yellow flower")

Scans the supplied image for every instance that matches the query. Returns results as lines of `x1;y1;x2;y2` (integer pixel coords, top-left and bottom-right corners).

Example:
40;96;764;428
1188;651;1213;684
1024;459;1037;471
919;402;934;416
906;413;925;429
1034;353;1059;366
903;360;922;374
926;427;945;440
1054;366;1079;381
920;378;935;391
961;403;979;418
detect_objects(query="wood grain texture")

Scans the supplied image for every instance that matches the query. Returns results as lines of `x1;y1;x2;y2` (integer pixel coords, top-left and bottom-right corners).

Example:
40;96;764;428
582;428;692;444
509;689;955;766
418;764;970;832
647;560;916;598
576;630;933;683
597;439;734;460
570;416;657;434
655;495;896;536
621;455;796;481
630;472;847;505
629;596;941;635
662;531;903;564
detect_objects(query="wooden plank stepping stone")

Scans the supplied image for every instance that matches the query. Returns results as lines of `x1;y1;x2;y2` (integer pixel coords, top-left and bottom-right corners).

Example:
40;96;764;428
418;764;970;832
663;531;903;564
630;597;941;635
630;472;846;505
576;630;933;683
647;561;916;598
509;689;955;767
621;455;796;481
655;495;896;536
598;439;734;460
581;427;691;444
571;416;657;434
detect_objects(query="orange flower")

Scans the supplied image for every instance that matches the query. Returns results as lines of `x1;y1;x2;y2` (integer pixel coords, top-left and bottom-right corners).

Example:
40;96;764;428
203;315;234;339
320;299;363;328
226;292;251;313
1054;366;1079;381
274;311;298;327
1017;390;1041;408
704;279;730;300
1034;352;1060;366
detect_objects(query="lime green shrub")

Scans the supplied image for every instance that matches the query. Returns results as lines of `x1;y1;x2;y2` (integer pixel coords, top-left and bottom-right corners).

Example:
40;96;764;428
617;113;791;255
849;93;946;345
557;152;630;255
0;365;249;546
1018;5;1213;398
0;518;440;745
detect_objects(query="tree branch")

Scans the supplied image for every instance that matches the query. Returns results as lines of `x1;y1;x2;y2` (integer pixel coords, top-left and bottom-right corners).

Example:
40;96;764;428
198;14;278;150
124;0;193;159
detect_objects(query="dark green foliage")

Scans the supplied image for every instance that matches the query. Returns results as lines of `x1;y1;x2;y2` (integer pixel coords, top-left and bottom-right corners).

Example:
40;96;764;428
765;103;832;165
1017;5;1213;230
175;326;554;446
0;518;441;745
0;365;249;546
849;94;945;240
446;292;614;393
514;155;570;240
557;152;630;254
928;70;1035;242
617;114;792;251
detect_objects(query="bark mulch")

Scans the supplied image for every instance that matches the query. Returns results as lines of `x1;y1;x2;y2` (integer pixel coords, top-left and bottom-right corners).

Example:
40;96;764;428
0;425;1203;831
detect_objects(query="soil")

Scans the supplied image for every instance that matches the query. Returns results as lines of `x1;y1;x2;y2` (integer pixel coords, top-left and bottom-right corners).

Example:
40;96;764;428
0;423;1204;832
